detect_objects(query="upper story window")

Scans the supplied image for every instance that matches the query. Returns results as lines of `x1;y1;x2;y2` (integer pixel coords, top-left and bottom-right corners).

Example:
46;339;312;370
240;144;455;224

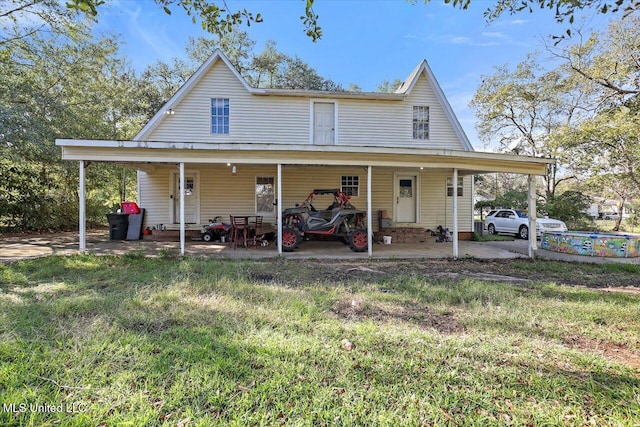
413;106;429;140
211;98;230;134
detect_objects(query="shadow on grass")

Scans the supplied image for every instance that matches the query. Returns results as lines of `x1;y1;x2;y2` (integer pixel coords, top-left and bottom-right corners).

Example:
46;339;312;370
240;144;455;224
2;255;640;425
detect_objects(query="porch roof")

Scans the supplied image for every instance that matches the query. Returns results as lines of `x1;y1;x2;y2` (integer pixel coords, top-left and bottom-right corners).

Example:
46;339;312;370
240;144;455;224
56;139;553;176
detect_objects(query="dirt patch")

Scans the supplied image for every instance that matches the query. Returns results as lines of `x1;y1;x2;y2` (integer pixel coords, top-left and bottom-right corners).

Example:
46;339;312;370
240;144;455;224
598;287;640;295
331;297;463;334
248;258;639;290
563;335;640;371
324;259;640;289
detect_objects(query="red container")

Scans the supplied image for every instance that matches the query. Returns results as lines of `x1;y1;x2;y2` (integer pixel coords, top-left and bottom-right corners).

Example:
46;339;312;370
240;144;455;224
120;201;141;214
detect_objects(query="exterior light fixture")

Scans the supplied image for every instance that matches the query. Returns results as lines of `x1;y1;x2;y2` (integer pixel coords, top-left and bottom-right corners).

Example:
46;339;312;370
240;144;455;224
231;166;237;175
165;109;175;115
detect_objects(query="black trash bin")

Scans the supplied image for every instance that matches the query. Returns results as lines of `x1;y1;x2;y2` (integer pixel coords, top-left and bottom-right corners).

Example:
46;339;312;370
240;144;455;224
106;213;129;240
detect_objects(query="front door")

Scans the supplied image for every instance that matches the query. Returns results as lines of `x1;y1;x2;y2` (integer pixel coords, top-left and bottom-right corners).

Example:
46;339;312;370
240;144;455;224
396;175;417;223
313;102;335;145
173;173;198;224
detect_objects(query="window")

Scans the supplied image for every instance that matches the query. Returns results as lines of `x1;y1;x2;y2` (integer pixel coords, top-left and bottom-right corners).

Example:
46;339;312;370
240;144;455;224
413;106;429;140
256;177;275;213
341;175;359;197
446;176;463;197
211;98;230;134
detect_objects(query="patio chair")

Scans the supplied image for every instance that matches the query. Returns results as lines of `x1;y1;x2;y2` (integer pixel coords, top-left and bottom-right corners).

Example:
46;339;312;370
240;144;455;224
230;215;248;249
250;215;267;247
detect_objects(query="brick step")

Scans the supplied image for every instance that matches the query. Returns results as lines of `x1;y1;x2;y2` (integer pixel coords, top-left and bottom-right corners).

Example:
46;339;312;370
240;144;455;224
375;228;430;243
143;229;202;242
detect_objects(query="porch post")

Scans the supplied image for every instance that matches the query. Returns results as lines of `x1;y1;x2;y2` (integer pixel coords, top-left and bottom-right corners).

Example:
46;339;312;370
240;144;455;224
367;165;372;257
452;168;459;259
277;163;282;255
528;174;537;259
179;162;185;256
79;160;86;253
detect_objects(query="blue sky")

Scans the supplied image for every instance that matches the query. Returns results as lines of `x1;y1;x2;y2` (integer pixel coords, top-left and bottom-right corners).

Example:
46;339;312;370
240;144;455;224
94;0;610;150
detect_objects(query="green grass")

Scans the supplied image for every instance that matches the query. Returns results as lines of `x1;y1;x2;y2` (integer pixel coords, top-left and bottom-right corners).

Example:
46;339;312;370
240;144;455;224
471;232;515;242
1;255;639;426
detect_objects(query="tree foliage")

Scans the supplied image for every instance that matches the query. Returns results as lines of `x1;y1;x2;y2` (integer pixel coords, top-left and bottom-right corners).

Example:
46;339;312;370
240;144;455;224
1;10;142;230
542;190;593;229
63;0;640;42
473;14;640;226
471;55;583;200
141;31;345;108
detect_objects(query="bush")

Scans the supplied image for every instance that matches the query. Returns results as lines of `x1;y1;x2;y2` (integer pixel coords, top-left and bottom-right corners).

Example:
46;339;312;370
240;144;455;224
541;191;592;230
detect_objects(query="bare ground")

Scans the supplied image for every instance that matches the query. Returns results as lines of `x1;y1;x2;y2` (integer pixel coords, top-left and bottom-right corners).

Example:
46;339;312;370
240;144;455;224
250;258;640;371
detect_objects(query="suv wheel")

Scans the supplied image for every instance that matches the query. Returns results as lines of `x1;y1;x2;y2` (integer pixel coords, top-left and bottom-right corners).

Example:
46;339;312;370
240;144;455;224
518;225;529;240
487;224;496;235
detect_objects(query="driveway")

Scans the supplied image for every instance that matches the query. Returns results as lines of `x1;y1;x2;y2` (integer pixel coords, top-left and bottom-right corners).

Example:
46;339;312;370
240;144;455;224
476;239;640;265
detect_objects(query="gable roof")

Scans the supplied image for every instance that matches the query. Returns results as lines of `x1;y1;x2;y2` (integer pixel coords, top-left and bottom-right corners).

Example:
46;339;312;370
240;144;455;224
135;50;253;140
396;60;473;151
136;50;474;151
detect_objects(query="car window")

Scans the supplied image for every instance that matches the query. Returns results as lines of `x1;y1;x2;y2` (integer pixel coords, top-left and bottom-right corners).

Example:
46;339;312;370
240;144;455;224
487;210;497;217
515;210;528;218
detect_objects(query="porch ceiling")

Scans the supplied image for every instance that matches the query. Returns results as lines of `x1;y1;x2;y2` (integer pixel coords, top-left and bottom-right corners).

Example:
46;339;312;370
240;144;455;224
56;139;553;176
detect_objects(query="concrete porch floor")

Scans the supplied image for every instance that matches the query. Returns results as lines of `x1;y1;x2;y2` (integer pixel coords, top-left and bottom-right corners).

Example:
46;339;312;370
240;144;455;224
0;229;512;261
1;229;638;264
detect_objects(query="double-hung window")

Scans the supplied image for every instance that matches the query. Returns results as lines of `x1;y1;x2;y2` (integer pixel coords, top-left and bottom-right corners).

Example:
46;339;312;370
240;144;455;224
256;177;275;213
446;176;464;197
413;106;429;140
211;98;230;134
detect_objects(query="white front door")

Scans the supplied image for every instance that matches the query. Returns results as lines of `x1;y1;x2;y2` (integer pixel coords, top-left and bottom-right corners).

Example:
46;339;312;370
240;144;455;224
313;102;335;145
173;173;198;224
396;175;417;223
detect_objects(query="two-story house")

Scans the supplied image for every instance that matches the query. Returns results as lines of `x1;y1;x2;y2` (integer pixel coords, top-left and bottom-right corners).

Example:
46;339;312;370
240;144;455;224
57;49;552;257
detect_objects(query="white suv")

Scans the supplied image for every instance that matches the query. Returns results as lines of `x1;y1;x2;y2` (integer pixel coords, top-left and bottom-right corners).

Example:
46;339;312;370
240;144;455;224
485;209;568;239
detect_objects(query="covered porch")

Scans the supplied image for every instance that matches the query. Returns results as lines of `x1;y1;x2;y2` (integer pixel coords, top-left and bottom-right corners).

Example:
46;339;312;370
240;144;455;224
56;139;554;259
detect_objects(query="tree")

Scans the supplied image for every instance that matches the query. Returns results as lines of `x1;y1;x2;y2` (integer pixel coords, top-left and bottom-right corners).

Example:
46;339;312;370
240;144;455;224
541;190;592;229
65;0;322;40
250;40;286;88
142;32;344;108
377;79;404;93
1;0;79;46
424;0;639;37
59;0;640;43
558;107;640;231
549;17;640;231
1;17;144;230
470;55;584;201
275;55;343;91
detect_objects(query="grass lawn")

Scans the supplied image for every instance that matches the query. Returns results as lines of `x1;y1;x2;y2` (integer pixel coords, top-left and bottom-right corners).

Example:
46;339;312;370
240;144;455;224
1;255;639;426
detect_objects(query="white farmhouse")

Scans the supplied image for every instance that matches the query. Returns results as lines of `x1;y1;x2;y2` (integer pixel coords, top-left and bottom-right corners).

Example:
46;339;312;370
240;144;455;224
57;50;552;257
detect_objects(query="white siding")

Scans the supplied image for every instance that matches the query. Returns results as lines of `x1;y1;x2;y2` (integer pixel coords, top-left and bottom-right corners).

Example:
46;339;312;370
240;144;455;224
339;74;463;150
138;165;472;232
146;60;467;151
405;76;462;150
147;61;310;144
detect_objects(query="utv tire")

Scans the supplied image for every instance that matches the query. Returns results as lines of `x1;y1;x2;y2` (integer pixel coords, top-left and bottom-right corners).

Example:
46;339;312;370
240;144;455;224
348;229;368;252
282;226;302;252
487;224;496;235
202;231;214;242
